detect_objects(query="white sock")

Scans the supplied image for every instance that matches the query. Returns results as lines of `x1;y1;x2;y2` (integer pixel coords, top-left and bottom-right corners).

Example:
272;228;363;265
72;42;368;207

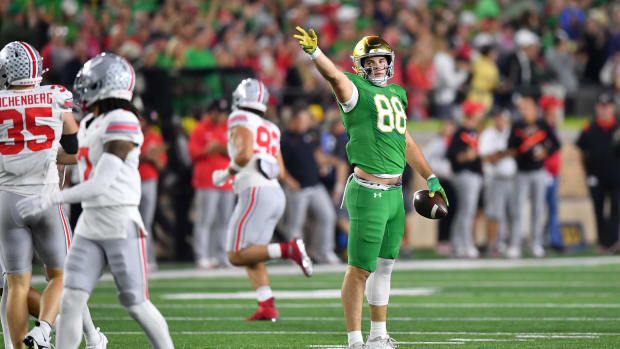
1;279;14;349
369;321;387;339
56;288;89;349
39;320;52;338
127;301;174;349
267;243;282;259
347;330;363;346
82;306;100;345
256;286;273;302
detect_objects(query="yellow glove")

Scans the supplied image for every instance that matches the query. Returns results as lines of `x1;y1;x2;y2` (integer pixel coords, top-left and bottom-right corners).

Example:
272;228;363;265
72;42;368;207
294;26;318;55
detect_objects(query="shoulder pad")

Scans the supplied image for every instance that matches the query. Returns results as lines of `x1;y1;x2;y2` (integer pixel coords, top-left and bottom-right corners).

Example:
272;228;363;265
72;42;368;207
43;84;73;111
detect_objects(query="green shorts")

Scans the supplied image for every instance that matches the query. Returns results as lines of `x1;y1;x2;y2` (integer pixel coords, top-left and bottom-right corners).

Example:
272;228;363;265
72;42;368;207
345;179;405;272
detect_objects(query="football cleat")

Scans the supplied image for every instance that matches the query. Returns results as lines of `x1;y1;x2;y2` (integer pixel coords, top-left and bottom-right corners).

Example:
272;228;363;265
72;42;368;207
532;246;545;258
23;322;51;349
286;239;313;277
85;327;108;349
367;335;397;348
246;298;279;321
349;343;369;349
505;246;521;259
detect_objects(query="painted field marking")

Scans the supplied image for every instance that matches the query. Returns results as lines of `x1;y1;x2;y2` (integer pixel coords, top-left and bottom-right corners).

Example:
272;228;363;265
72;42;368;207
91;316;620;321
15;330;614;336
516;335;600;339
161;288;436;300
29;256;620;284
91;302;620;309
448;338;533;342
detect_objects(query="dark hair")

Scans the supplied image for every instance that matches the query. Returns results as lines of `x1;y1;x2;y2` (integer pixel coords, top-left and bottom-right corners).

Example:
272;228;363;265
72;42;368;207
89;98;141;118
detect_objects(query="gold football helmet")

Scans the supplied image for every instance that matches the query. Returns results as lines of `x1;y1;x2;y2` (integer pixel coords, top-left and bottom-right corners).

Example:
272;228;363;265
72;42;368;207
351;36;395;86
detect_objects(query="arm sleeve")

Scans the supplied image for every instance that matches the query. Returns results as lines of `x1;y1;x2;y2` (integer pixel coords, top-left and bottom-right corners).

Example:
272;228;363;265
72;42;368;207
446;134;459;166
227;114;250;129
101;110;143;145
575;127;588;150
337;83;359;113
545;123;561;154
478;131;493;156
59;153;123;204
187;126;206;162
507;126;519;150
52;86;73;113
59;132;78;154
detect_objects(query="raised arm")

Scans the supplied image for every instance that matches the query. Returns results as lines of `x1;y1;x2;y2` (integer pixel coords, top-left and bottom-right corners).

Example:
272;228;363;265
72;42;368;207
294;26;354;104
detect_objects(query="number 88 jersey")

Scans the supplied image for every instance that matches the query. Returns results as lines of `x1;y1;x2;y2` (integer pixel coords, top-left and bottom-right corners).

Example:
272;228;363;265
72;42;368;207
0;85;72;195
227;109;281;193
337;72;408;176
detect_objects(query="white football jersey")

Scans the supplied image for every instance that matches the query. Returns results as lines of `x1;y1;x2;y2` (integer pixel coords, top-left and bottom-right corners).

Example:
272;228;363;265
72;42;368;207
76;109;143;208
227;109;281;193
0;84;72;195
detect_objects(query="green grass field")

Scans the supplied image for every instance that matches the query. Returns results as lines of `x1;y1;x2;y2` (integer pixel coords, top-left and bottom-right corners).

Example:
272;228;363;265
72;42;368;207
15;256;620;348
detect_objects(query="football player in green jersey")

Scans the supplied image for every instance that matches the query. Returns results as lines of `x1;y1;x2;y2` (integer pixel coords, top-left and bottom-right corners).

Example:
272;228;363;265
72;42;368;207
295;27;448;348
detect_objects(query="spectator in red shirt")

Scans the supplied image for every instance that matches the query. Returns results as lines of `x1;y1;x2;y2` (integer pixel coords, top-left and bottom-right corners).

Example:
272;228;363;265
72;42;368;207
139;112;168;271
188;98;234;269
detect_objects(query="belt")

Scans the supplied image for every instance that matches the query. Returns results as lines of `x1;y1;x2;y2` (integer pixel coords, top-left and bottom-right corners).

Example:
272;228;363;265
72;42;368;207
340;173;402;209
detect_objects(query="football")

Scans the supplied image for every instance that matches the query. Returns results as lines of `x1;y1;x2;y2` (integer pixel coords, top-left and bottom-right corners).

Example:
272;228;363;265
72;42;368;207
413;190;448;219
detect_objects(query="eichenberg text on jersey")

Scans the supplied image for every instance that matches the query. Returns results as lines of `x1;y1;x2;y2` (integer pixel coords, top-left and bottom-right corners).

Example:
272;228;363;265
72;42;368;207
0;93;53;108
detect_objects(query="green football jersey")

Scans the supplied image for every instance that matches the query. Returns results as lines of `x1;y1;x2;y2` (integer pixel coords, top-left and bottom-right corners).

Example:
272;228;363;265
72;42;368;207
337;72;408;175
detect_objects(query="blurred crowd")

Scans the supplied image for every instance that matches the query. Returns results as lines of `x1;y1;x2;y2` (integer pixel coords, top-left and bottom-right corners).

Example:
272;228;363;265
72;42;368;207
2;0;620;265
2;0;620;115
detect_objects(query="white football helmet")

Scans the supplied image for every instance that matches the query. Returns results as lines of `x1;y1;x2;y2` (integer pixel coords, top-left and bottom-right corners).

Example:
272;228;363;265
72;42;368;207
73;52;135;111
232;78;269;112
0;41;44;88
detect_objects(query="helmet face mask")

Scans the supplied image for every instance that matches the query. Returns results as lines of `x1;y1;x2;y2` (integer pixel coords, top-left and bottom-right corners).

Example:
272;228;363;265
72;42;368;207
232;78;269;113
73;52;135;112
351;36;395;86
0;41;44;87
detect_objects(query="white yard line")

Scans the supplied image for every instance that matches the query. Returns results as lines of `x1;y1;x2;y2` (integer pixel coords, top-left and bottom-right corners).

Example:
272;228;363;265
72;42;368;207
91;316;620;321
82;280;620;289
21;330;615;336
88;302;620;309
161;288;436;300
30;256;620;284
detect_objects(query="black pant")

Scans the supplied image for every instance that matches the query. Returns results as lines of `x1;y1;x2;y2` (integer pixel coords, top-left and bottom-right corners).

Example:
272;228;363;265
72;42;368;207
589;180;620;248
438;178;457;242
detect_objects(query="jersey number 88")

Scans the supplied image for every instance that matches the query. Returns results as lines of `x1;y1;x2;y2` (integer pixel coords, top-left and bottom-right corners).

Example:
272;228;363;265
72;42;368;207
374;94;406;135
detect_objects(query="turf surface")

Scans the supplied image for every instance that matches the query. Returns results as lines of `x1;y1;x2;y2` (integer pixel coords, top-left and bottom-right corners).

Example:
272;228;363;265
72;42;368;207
10;256;620;348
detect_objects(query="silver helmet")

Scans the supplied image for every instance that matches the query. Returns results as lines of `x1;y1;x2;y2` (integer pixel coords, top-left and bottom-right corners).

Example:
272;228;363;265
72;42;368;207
0;41;44;87
73;52;135;111
232;78;269;112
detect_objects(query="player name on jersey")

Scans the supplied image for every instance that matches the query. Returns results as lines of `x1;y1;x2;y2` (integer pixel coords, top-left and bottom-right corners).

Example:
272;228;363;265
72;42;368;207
0;93;53;108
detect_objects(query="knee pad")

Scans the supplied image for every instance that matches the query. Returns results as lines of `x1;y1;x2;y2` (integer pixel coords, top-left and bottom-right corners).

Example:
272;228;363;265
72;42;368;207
365;258;395;306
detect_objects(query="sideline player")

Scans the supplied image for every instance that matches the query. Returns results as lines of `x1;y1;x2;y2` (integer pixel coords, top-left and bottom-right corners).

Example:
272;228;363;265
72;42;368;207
16;52;174;349
211;78;313;320
0;41;106;349
295;28;448;348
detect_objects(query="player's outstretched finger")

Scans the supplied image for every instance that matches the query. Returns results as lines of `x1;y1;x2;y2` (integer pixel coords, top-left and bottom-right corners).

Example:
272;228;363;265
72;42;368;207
295;26;308;37
309;29;317;39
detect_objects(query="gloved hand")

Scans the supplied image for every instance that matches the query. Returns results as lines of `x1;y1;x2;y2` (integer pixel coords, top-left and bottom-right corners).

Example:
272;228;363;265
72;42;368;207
212;169;232;187
16;191;62;219
294;26;318;55
427;174;449;206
